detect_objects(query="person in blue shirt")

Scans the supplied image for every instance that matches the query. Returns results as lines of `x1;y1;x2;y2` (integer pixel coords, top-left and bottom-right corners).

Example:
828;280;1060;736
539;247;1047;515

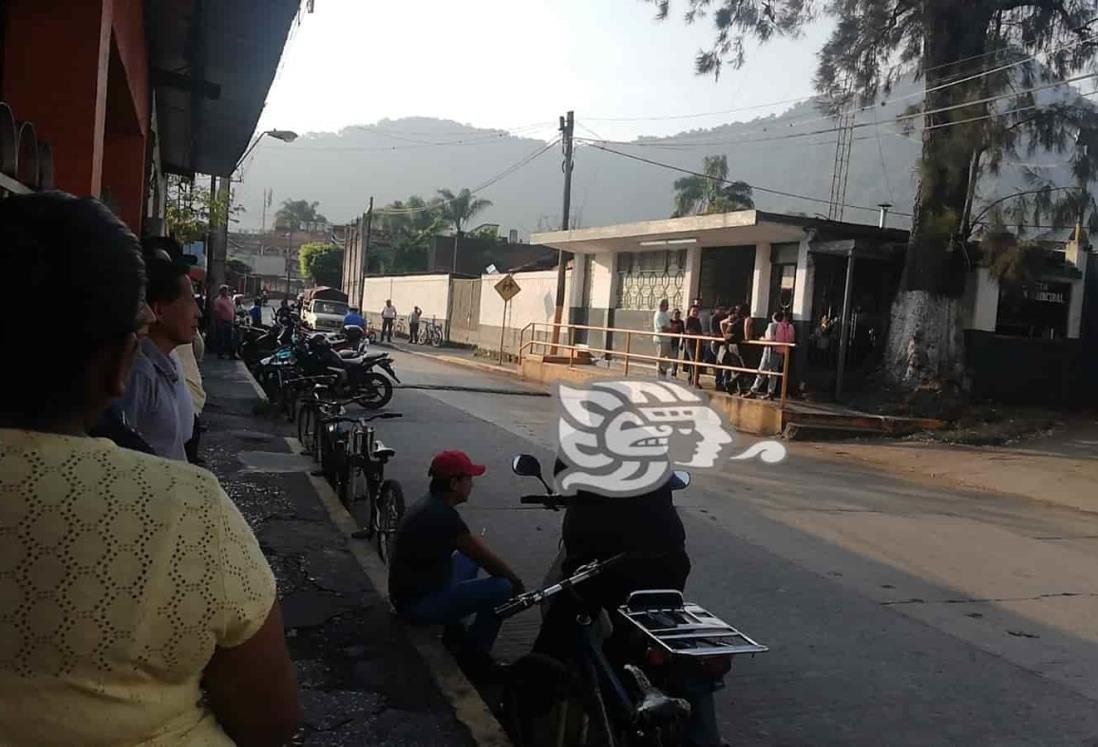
248;298;264;326
343;306;366;328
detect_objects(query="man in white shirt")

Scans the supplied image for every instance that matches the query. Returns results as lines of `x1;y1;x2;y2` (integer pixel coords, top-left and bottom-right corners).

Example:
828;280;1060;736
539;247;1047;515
381;299;397;343
652;298;672;379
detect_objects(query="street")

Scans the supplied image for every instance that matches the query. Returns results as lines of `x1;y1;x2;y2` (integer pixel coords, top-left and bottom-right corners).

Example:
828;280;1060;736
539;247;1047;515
369;348;1098;745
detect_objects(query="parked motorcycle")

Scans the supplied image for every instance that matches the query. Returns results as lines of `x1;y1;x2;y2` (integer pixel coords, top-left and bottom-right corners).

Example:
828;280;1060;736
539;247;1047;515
502;454;767;747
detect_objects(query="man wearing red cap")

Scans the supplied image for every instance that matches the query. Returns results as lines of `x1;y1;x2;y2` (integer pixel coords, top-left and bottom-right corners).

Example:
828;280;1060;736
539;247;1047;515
388;450;524;660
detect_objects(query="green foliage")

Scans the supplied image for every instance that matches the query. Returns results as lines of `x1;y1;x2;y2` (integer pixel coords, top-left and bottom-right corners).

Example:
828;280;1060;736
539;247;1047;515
374;195;448;273
671;155;754;217
164;175;244;245
436;188;493;234
651;0;1098;281
275;199;327;231
980;225;1048;286
299;242;343;286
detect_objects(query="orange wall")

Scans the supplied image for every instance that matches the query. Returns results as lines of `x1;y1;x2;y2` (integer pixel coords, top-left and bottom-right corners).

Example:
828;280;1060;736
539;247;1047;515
2;0;149;231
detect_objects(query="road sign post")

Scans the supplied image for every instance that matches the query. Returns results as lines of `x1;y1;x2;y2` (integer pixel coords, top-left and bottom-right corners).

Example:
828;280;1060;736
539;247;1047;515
494;274;522;364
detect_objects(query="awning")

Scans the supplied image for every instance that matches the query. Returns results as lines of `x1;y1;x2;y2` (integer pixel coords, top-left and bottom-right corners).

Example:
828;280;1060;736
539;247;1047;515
148;0;299;177
531;210;908;254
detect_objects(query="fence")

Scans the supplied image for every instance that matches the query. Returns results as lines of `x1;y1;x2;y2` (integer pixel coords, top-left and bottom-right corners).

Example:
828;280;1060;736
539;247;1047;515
518;321;795;408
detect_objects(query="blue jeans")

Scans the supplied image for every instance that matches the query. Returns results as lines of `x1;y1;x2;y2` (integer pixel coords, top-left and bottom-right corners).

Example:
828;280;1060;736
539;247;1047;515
402;552;513;654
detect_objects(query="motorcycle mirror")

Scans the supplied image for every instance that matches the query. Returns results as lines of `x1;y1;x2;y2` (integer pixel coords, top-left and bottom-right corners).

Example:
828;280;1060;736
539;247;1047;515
512;454;542;478
669;470;691;491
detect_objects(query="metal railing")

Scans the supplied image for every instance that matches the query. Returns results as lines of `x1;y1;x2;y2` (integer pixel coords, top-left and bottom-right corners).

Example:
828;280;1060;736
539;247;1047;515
518;321;795;408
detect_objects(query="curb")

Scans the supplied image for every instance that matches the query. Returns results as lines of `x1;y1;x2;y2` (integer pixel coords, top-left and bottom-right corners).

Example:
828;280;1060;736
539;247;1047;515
235;360;511;745
287;436;512;747
387;344;522;378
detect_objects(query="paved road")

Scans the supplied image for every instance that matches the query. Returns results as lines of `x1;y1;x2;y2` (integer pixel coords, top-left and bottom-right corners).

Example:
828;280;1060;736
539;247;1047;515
364;349;1098;745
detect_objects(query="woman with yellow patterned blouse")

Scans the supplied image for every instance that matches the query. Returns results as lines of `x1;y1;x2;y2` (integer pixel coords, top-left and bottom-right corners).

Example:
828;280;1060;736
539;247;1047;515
0;193;301;745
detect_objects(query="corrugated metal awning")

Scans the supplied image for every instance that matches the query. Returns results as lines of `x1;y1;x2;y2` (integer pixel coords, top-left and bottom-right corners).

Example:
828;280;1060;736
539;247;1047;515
148;0;299;177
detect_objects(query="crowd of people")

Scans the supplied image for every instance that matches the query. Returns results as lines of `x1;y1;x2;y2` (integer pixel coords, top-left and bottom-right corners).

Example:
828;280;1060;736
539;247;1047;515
653;296;796;400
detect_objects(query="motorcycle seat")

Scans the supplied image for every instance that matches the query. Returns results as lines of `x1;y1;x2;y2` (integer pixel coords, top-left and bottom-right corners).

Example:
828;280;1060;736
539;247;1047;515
341;353;388;367
337;349;359;359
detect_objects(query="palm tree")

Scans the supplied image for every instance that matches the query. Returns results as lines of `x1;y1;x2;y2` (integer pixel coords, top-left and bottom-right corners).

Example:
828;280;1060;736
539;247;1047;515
671;155;754;217
436;188;492;272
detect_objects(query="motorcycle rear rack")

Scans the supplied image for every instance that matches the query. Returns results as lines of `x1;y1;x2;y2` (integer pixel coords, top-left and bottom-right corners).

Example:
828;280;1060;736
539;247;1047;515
617;590;768;658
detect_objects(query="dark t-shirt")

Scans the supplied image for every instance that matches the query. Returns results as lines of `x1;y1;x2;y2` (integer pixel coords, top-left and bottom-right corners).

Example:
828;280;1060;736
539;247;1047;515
709;313;727;336
388;492;470;608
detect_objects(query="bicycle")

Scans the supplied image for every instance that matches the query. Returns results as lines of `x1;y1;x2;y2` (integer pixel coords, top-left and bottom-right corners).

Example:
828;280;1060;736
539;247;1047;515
326;412;405;563
422;317;444;347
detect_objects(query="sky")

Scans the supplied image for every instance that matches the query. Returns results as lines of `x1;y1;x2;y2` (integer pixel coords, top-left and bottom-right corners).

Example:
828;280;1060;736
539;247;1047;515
254;0;834;144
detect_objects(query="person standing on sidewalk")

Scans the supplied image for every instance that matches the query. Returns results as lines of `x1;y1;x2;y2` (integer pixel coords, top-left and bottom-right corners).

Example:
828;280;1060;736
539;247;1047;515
118;250;200;461
746;310;795;400
683;304;705;384
389;451;524;665
0;191;300;747
668;308;686;377
381;299;397;342
408;305;422;344
709;305;728;389
652;298;673;379
212;285;236;358
178;329;207;464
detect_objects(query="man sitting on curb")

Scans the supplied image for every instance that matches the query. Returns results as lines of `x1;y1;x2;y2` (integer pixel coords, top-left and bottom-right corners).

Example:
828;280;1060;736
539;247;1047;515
388;451;524;669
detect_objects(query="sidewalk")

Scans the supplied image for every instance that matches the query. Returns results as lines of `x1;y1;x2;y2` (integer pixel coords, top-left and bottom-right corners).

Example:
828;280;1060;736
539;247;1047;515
198;359;476;746
802;417;1098;514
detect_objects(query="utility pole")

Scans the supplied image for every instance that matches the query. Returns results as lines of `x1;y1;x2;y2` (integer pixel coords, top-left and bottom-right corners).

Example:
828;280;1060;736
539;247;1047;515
285;229;293;299
550;110;574;350
362;197;373;306
207;175;230;304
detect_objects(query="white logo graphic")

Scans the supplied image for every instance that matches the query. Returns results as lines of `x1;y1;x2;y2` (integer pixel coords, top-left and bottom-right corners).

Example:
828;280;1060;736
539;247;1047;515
555;380;786;497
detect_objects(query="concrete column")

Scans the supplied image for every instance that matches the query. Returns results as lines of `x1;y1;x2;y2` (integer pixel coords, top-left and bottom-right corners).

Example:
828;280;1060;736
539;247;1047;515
569;252;587;308
750;242;772;317
791;235;815;322
967;268;1000;332
1066;238;1088;339
683;245;702;304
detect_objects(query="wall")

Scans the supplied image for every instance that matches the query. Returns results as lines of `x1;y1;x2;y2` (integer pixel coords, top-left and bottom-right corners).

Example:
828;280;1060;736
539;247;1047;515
3;0;149;231
361;274;452;331
477;269;573;355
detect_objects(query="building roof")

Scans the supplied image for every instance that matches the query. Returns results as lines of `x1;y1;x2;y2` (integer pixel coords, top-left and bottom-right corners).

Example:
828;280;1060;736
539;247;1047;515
531;210;909;254
148;0;299;176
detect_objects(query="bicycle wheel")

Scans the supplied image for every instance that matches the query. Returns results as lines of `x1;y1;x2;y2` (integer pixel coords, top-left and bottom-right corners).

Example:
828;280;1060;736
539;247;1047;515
297;402;316;457
375;479;405;564
356;372;393;410
430;328;442;347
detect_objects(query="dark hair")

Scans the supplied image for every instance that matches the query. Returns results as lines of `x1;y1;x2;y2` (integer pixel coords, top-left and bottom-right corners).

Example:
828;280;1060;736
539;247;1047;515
429;476;457;495
773;310;785;322
142;237;189;305
0;192;144;421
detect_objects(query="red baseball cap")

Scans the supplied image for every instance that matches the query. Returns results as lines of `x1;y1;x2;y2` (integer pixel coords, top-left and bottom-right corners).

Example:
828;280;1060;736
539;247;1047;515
428;450;486;479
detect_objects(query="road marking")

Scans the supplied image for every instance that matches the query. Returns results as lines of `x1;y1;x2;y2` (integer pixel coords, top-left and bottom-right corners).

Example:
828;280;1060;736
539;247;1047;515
284;436;512;747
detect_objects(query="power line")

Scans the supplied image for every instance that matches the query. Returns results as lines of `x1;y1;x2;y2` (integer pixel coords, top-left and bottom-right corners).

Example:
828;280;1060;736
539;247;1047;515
582;31;1097;139
372;138;561;215
583;141;909;217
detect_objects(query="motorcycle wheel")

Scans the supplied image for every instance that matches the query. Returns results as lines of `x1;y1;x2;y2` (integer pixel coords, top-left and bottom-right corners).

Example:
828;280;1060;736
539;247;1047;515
356;372;393;410
431;330;442;348
375;479;405;564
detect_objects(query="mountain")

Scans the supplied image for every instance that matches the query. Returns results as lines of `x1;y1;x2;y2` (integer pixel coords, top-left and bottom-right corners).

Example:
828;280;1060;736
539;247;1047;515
234;77;1083;237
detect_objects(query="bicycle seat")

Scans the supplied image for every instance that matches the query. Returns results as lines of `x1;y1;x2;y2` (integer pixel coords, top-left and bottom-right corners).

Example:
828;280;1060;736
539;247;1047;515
372;439;395;459
623;664;691;725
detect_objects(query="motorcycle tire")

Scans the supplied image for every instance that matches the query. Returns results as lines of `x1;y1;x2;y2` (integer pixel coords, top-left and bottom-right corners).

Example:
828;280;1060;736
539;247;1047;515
356;372;393;410
375;479;405;564
431;331;442;348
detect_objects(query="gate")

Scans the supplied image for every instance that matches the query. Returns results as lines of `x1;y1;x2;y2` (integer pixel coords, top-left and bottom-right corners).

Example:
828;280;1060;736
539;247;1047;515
448;277;482;345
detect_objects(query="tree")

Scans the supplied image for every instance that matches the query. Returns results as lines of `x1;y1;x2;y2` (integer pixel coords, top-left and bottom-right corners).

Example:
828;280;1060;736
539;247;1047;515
374;195;447;272
671;155;755;216
164;175;243;245
650;0;1098;398
275;199;327;231
299;242;343;287
436;188;493;272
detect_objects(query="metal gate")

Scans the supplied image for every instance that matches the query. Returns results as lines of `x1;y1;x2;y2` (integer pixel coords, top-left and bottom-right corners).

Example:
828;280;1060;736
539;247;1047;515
448;277;482;345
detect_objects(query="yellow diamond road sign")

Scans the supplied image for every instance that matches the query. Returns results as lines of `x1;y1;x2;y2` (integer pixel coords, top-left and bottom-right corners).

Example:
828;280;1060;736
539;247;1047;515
494;273;521;302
